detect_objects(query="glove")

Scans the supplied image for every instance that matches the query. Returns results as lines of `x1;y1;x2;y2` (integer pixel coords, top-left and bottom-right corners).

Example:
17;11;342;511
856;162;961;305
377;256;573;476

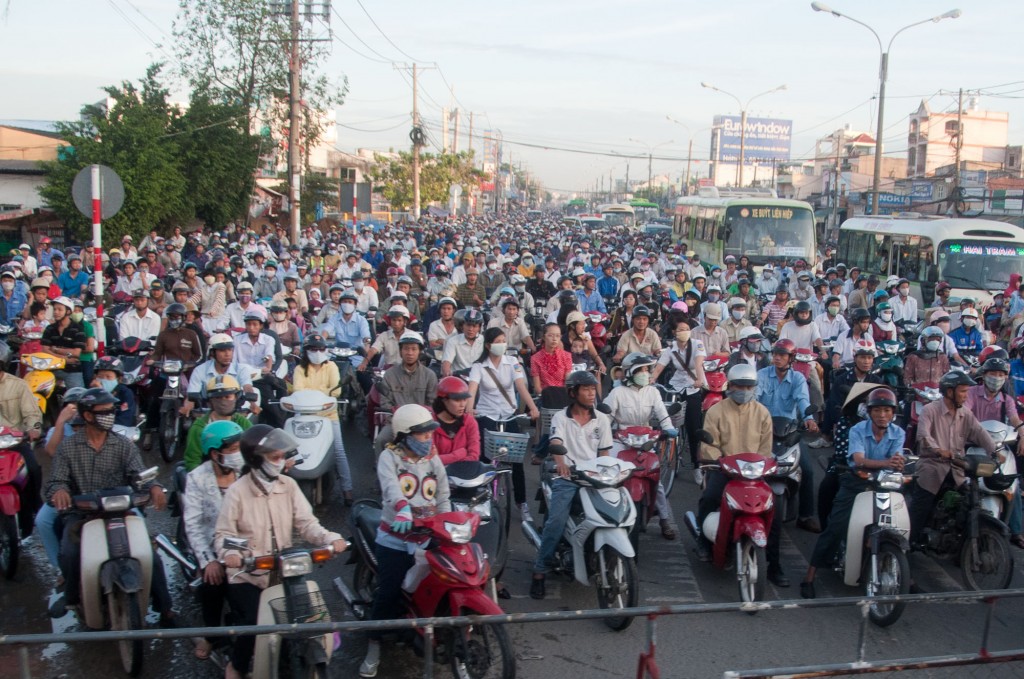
664;428;679;439
390;506;413;534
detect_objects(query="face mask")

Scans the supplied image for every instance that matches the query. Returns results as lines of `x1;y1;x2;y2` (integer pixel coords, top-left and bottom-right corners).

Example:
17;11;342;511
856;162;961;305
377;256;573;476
239;293;253;304
265;271;276;279
613;267;622;273
523;258;532;266
632;371;650;387
100;378;118;393
925;340;942;352
641;264;651;272
405;436;432;458
984;375;1006;393
731;310;744;321
308;350;328;364
218;452;245;474
272;312;287;321
708;293;720;303
763;271;773;279
729;390;755;405
91;411;116;431
514;284;525;292
745;340;762;353
798;280;808;289
488;263;497;271
675;330;691;343
899;287;909;297
340;302;356;314
261;458;286;478
963;318;978;328
879;311;893;322
71;311;84;322
827;306;840;317
489;343;507;356
212;397;236;416
0;282;12;292
354;281;365;290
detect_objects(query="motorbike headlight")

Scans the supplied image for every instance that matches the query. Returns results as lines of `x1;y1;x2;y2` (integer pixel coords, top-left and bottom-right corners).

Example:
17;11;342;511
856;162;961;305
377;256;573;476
473;499;492;519
877;471;904;491
293;420;323;439
100;495;132;512
279;552;313;577
703;360;719;372
444;520;474;544
739;460;766;479
163;360;183;375
121;374;137;385
31;356;52;370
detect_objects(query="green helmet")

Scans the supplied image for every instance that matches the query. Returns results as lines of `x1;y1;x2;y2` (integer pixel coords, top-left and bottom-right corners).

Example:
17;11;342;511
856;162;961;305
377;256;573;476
201;420;244;456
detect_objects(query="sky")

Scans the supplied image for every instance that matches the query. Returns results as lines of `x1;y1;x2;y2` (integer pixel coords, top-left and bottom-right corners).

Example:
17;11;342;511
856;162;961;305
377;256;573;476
4;0;1024;195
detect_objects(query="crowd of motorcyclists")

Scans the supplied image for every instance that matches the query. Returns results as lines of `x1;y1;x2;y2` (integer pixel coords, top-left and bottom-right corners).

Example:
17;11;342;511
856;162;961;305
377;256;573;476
5;210;1024;677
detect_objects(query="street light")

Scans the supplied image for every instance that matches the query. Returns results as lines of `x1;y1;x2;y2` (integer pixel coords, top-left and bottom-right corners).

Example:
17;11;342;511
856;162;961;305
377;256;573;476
811;2;961;216
700;82;787;187
628;138;674;200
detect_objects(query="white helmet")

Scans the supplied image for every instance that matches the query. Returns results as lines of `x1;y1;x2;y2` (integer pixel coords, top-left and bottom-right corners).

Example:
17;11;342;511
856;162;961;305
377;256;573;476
392;404;439;436
726;363;758;387
738;326;763;341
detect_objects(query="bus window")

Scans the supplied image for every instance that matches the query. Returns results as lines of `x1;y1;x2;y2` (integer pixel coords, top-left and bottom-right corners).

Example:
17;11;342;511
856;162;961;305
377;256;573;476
872;234;892;275
893;236;933;283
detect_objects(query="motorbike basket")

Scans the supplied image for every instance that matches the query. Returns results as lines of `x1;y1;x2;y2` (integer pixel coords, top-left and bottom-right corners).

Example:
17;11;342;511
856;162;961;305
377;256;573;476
483;430;530;464
268;588;342;626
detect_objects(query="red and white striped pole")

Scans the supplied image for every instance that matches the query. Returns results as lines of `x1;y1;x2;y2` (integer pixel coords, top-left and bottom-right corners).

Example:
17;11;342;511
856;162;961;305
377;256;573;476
91;164;106;356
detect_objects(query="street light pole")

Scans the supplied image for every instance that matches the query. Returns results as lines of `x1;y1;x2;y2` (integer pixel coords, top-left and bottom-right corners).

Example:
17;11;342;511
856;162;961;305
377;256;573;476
811;3;961;216
701;83;787;187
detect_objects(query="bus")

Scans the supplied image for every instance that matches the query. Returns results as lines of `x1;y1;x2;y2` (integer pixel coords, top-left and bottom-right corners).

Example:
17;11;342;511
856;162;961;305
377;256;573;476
672;187;816;267
837;214;1024;314
598;203;636;229
566;199;588;216
629;199;660;222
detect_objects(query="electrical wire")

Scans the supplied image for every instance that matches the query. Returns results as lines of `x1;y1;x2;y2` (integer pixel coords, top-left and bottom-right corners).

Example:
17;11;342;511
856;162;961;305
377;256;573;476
353;0;421;63
331;6;396;63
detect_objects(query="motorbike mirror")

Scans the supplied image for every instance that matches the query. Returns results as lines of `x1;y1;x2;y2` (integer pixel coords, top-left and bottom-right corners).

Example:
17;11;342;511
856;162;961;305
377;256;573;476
595;403;612;415
134;466;159;485
242;392;259;403
696;429;713;445
804;405;819;417
222;536;250;551
666;402;682;416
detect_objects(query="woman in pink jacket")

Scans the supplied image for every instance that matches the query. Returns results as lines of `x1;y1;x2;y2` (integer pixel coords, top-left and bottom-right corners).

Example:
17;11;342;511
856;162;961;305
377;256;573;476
432;376;480;465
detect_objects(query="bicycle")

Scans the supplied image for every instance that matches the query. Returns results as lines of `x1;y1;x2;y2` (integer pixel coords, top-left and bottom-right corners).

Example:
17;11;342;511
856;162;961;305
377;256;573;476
483;413;531;577
655;384;688;496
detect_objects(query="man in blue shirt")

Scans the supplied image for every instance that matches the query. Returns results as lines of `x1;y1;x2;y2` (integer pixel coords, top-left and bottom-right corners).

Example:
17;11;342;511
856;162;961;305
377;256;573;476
576;274;607;314
325;290;371;369
756;339;821;534
949;308;984;356
56;253;90;298
0;270;26;325
800;387;906;599
596;263;619;299
362;242;384;269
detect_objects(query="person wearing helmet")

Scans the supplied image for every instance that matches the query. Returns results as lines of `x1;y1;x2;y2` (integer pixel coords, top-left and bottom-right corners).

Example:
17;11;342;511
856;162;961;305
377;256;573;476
216;424;346;678
919;308;968;367
41;295;87;389
468;327;540;520
49;387;170;621
890;278;917;323
118;286;162;342
904;326;951;385
225;280;265;329
315;283;344;325
725;325;770;372
324;288;371;365
266;299;301;353
801;387;906;599
613;305;663;364
488;294;536;355
253;259;283;300
651;317;708;479
432;376;481;465
949;307;984;357
530;370;612;599
91;356;136;427
440;308;484;377
350;270;381;315
720;297;752;344
831;308;875;370
360;404;449;677
757;339;820;534
234;307;277;379
871;301;898;342
603;353;680;538
183;372;253;469
910;371;997;547
576;271;606;314
183;419;244;660
427;296;459;350
693;302;730;355
696;363;775;554
360;305;412;373
272;271;308;315
815;295;849;347
376;331;437;431
183;333;256;418
788;270;814;302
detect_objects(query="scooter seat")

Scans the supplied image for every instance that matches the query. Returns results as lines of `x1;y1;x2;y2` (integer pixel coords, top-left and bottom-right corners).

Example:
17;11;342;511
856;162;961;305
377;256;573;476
354;505;383;542
446;461;494;488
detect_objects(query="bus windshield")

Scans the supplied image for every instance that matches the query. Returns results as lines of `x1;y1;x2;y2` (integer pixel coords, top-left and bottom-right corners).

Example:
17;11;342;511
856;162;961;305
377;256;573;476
938;240;1024;292
601;212;634;229
723;205;815;263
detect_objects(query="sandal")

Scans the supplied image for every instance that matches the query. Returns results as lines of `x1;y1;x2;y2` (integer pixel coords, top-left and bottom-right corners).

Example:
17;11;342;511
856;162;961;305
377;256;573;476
1011;535;1024;549
194;639;212;660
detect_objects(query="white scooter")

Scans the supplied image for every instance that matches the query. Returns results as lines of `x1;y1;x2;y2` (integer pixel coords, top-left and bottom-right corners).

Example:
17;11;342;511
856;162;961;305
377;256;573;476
221;537;338;679
280;390;344;506
57;467;159;676
975;420;1020;524
521;456;639;631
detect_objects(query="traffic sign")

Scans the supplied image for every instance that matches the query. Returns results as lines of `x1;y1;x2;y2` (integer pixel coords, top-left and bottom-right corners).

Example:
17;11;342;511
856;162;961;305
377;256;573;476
72;165;124;220
449;184;463;198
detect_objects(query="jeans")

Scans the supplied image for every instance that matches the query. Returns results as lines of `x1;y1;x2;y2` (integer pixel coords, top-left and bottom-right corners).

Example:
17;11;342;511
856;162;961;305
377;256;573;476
809;475;870;568
1008;489;1022;535
14;442;40;535
368;543;414;641
533;478;577;574
330;420;352;491
226;582;262;672
817;468;840;531
477;416;526;505
35;502;60;568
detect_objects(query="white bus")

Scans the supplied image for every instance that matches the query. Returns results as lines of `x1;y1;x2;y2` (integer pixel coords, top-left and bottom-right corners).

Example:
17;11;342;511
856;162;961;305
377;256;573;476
836;214;1024;314
598;203;636;230
672;187;816;267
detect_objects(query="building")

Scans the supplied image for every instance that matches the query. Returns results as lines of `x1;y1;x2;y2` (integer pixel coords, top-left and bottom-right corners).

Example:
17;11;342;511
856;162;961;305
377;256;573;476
907;99;1009;178
0;123;66;248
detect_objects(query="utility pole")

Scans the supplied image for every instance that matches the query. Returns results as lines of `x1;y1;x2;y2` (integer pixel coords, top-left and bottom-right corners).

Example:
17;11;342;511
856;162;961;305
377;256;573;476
953;87;964;215
453;109;461;154
468;112;474;159
738;108;747;187
684;139;693;195
647;151;653;199
412;63;421;219
287;0;302;244
441;107;450;153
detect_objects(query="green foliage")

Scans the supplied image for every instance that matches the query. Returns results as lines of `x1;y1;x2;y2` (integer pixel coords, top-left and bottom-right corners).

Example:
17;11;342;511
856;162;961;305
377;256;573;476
367;151;482;211
271;171;338;225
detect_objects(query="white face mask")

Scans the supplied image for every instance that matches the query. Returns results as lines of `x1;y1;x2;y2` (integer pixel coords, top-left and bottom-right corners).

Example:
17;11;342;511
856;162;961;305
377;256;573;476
879;311;893;322
340;302;355;314
261;458;286;478
1;282;13;292
354;281;365;290
489;343;507;356
307;350;329;364
731;310;744;321
962;318;977;328
763;271;773;279
265;271;276;279
219;452;245;473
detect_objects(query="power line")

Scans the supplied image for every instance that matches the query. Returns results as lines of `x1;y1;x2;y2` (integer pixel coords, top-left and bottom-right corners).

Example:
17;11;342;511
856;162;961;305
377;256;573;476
353;0;421;63
330;5;395;63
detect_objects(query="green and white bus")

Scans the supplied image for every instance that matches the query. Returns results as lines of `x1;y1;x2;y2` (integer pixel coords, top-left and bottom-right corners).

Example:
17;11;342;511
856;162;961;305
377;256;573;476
672;187;816;267
837;214;1024;313
629;199;660;222
598;203;636;230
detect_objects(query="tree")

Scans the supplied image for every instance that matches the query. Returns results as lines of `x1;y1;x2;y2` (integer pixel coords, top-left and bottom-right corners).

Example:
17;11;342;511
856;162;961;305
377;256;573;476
271;171;338;225
39;65;190;243
367;151;482;210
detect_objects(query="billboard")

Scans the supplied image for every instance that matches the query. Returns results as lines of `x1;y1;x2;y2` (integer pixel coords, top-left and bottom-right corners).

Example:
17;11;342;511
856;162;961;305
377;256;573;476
712;115;792;163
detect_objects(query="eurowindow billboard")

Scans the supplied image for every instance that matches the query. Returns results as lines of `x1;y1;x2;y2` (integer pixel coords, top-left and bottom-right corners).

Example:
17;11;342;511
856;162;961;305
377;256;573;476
712;115;792;163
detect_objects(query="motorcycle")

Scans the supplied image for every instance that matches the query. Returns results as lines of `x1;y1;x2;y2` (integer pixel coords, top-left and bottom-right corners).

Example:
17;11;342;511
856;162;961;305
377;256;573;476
57;466;160;676
521;456;639;631
614;426;662;558
975;421;1020;528
328;343;363;421
896;319;923;350
833;466;914;627
874;339;905;388
701;352;730;412
585;311;610;353
221;536;340;679
279;390;344;507
915;450;1014;591
152;359;195;463
770;417;803;523
340;502;516;678
903;381;941;448
445;460;512;583
21;350;66;424
113;337;155;403
0;428;28;579
684;446;776;606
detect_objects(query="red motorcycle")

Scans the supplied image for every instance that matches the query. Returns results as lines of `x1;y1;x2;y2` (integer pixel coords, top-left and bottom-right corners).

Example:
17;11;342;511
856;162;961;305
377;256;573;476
586;311;610;353
0;428;28;579
701;352;730;411
685;450;777;604
340;503;516;678
616;426;662;557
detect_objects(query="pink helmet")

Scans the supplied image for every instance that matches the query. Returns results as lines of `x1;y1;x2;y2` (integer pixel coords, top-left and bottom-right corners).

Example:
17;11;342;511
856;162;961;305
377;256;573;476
671;301;688;313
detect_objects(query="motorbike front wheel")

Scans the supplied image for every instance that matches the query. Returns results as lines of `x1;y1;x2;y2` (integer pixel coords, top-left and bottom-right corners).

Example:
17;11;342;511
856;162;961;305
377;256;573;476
595;546;639;631
352;560;377;620
109;589;144;676
737;537;766;608
0;513;19;579
447;618;516;679
158;407;181;463
867;542;910;627
656;437;678;497
961;524;1014;591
